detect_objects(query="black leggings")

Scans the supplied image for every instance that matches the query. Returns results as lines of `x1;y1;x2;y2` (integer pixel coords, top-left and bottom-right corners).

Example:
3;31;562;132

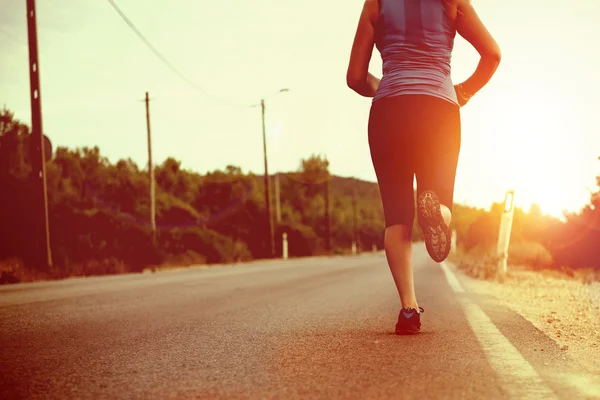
368;94;461;228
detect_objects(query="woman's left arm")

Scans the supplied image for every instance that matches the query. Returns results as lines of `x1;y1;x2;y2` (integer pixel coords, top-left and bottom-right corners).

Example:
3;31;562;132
346;0;380;97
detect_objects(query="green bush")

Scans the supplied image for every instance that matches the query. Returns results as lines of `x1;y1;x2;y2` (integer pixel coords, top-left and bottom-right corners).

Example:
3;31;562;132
276;222;324;258
163;227;252;264
162;250;207;267
61;257;128;278
0;257;26;284
508;241;554;270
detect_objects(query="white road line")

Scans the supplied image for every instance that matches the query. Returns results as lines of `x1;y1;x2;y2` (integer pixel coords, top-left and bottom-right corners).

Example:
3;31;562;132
440;262;558;400
440;260;465;293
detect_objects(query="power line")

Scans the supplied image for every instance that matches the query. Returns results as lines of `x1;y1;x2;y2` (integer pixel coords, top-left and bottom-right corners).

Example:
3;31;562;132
0;27;27;45
106;0;257;109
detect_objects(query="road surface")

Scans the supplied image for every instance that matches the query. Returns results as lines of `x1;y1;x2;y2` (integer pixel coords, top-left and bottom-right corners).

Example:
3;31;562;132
1;245;598;399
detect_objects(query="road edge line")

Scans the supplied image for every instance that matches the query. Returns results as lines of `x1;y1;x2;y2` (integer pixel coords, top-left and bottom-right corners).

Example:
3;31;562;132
440;261;558;400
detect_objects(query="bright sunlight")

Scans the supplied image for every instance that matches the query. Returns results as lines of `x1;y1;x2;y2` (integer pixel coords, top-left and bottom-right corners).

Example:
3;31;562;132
461;85;593;219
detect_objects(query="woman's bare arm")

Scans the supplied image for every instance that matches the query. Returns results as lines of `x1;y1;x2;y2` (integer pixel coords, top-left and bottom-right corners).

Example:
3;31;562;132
455;0;501;100
346;0;380;97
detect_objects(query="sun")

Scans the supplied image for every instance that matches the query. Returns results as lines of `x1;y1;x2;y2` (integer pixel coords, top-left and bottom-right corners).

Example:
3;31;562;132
512;183;588;221
472;88;591;220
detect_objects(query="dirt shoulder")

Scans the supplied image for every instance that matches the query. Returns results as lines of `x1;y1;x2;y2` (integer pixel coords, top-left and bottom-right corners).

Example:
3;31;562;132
451;254;600;375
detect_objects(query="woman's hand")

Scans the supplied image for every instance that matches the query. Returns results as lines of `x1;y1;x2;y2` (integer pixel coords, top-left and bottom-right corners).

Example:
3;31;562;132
454;83;471;107
455;0;501;101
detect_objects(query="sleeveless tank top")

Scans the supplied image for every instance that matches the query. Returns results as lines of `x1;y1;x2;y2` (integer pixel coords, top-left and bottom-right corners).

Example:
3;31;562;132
373;0;458;106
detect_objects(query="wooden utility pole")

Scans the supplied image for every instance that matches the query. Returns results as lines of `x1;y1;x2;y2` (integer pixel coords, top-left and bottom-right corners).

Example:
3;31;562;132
275;172;282;224
325;163;332;253
145;92;156;242
26;0;52;269
353;187;359;253
261;99;275;257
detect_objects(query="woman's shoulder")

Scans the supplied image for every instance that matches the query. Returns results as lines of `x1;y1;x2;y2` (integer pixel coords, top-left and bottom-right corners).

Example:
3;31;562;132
442;0;466;23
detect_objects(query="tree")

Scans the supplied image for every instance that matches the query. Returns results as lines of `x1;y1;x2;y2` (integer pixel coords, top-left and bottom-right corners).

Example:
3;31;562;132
5;102;595;284
549;161;600;269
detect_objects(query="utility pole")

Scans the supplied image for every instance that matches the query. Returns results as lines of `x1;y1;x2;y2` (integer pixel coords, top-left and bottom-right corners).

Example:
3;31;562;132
353;187;359;253
145;92;156;243
261;99;275;257
324;160;332;253
26;0;52;270
275;172;282;224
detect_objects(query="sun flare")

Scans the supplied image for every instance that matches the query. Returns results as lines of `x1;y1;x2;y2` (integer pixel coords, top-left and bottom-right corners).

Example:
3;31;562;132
471;89;593;219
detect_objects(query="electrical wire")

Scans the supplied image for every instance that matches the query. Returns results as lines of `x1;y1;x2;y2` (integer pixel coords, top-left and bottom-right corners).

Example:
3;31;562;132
0;27;27;45
106;0;257;109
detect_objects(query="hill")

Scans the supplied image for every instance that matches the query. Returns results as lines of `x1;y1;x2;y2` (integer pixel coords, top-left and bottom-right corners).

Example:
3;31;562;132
1;106;599;283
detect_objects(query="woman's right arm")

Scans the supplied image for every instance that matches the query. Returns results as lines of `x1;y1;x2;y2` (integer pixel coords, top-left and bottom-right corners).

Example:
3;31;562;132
455;0;501;103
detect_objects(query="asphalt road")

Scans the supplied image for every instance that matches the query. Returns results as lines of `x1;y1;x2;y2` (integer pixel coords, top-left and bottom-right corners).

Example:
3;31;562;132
1;245;599;399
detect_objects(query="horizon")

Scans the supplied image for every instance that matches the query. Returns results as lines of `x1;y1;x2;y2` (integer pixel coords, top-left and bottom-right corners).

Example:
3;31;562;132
2;0;599;219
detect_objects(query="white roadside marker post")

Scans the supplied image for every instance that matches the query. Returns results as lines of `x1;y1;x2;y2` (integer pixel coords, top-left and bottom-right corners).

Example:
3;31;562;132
282;233;288;260
496;190;515;281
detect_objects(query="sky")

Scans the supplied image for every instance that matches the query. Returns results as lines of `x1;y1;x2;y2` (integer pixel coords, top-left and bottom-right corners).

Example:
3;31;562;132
1;0;599;219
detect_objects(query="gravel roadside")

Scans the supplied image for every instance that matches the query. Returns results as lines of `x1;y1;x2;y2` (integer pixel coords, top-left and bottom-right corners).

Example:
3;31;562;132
452;259;600;375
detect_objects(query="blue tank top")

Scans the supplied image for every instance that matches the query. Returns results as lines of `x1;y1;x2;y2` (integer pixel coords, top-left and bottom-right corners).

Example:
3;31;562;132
373;0;458;105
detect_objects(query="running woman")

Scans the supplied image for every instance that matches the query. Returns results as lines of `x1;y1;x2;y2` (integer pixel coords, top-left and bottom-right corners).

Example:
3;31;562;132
347;0;501;334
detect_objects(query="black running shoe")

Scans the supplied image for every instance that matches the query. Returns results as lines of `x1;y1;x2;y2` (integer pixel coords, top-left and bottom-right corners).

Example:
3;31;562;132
395;307;424;335
417;190;451;263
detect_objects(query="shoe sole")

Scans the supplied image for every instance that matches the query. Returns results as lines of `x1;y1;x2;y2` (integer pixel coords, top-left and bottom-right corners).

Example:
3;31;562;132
417;191;451;263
